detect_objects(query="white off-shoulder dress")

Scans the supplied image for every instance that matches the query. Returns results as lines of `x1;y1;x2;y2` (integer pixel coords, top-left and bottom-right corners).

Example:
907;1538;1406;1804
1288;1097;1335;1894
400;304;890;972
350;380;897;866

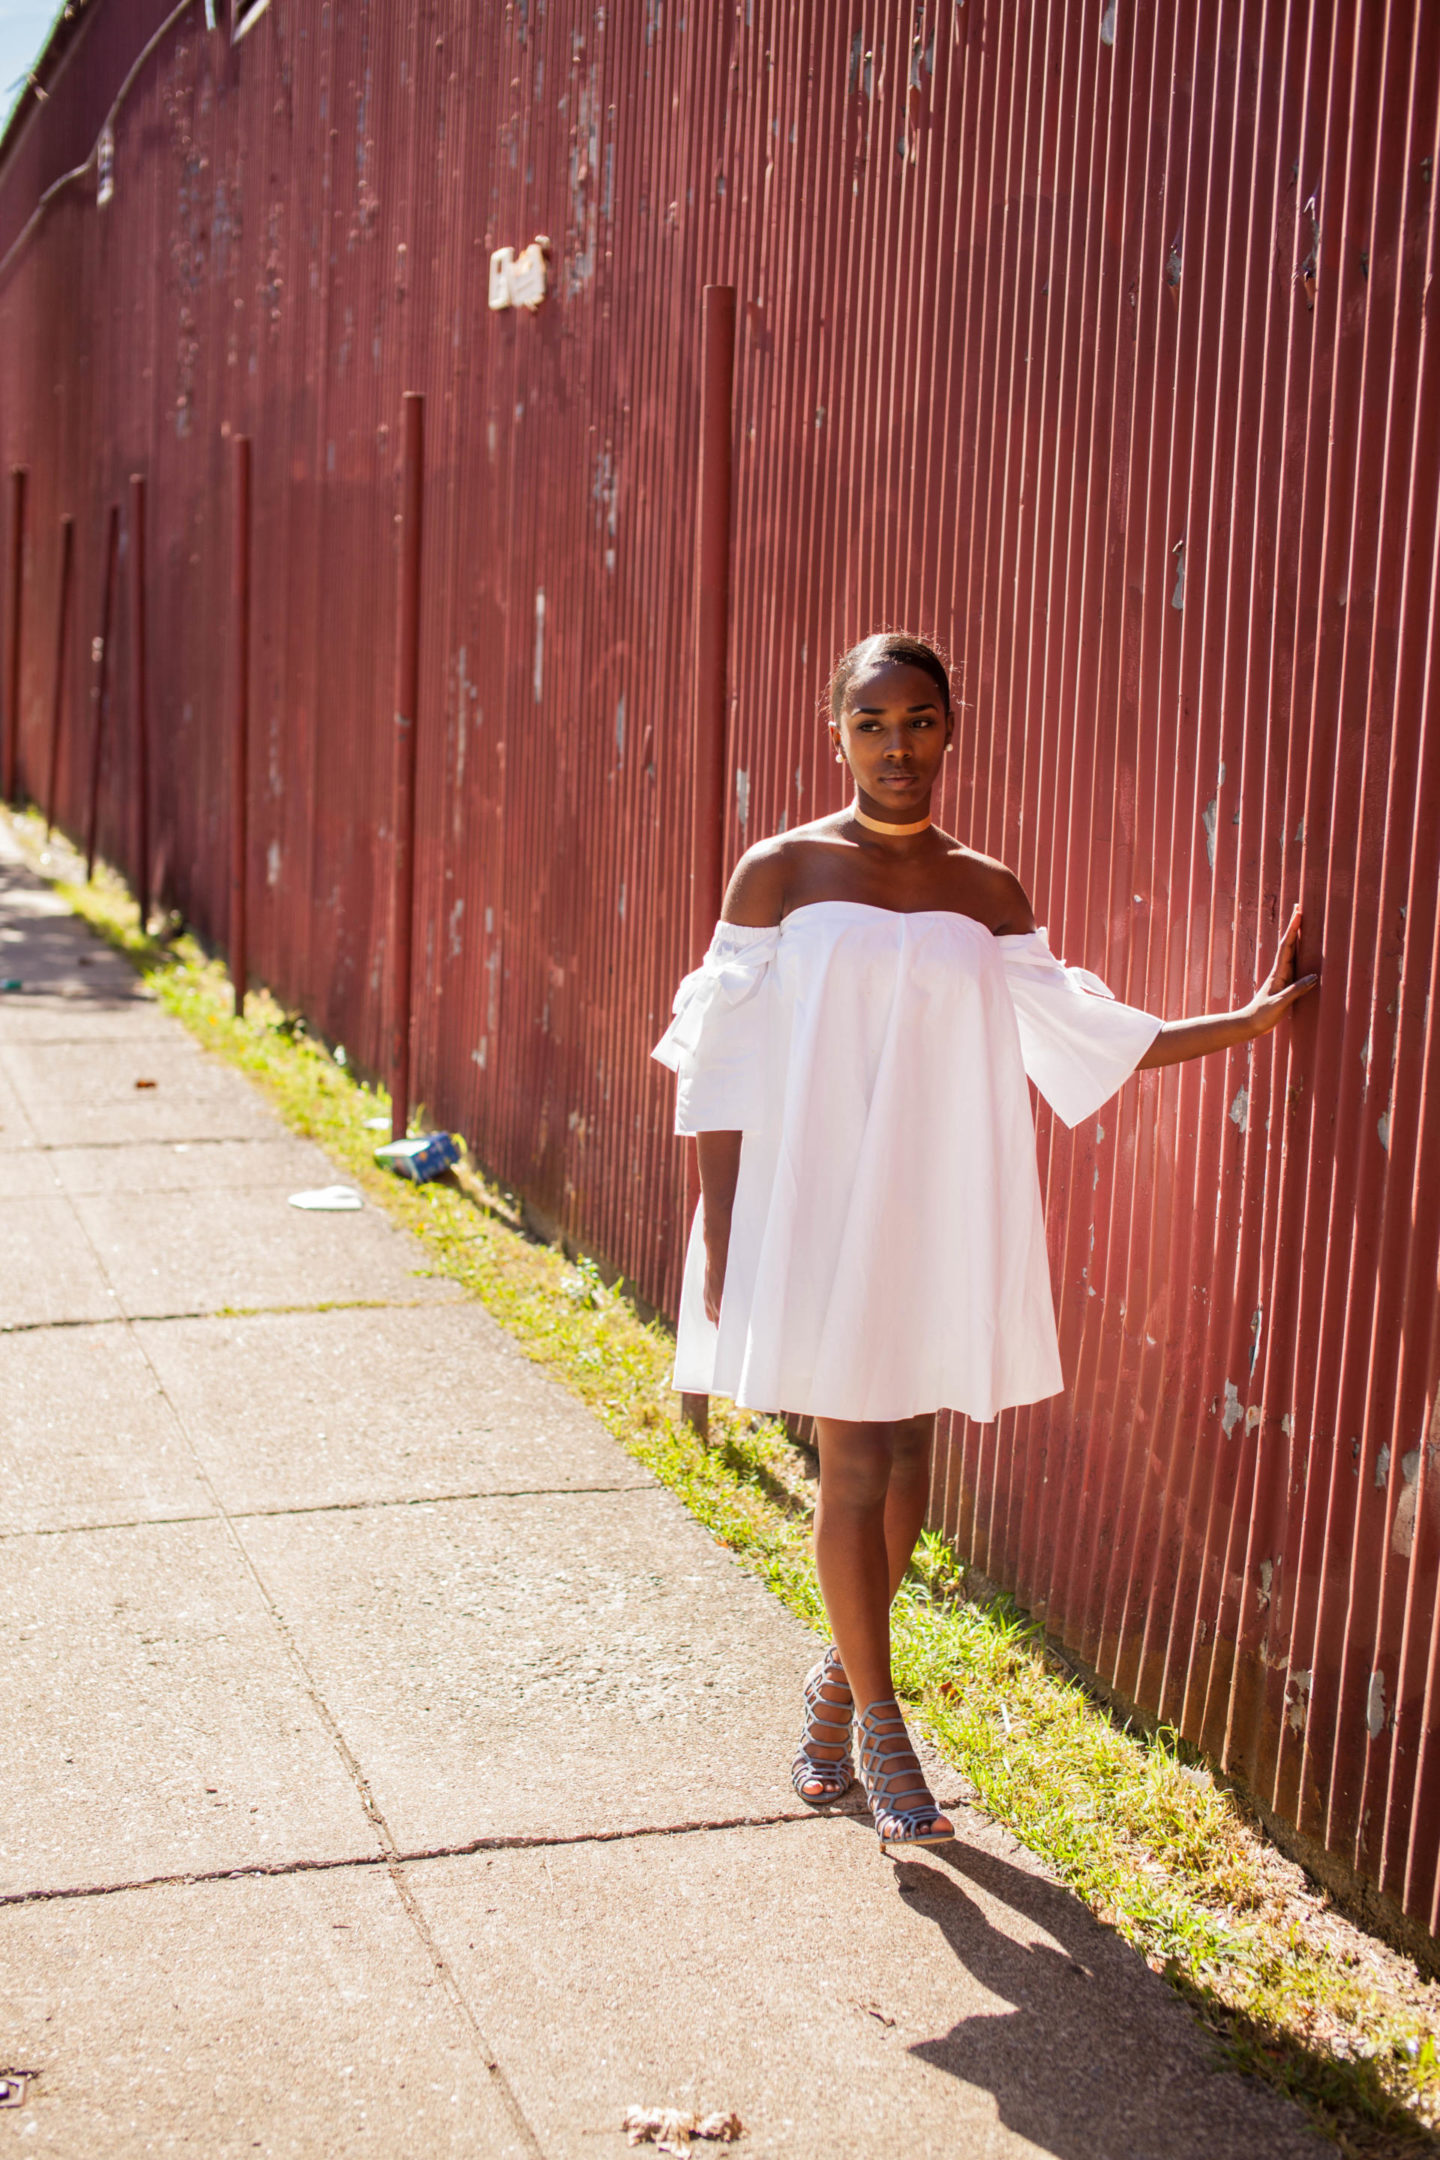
652;902;1162;1424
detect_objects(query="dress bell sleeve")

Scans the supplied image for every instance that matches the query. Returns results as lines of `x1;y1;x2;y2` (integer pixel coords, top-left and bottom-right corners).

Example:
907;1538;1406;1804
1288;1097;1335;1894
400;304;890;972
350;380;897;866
998;927;1162;1129
651;921;780;1135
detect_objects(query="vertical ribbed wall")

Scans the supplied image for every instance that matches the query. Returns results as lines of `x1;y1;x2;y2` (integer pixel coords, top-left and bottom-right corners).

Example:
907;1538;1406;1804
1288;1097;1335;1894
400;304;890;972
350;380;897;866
2;0;1437;1933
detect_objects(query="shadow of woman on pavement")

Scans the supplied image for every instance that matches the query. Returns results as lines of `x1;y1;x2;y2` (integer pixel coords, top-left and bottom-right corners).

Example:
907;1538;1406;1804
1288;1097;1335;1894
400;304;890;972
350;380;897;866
895;1836;1327;2160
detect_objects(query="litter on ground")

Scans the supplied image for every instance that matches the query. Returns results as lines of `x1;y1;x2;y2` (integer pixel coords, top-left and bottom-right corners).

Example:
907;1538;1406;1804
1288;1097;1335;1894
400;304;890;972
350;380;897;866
622;2106;743;2156
374;1132;461;1182
287;1185;363;1211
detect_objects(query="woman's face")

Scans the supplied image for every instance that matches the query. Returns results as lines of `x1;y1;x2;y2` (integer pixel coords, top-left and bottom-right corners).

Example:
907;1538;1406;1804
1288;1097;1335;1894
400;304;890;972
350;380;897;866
830;659;952;820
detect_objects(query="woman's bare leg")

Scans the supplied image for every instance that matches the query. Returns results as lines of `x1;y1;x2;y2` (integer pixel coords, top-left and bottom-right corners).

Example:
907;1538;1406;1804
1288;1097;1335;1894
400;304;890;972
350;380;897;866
791;1416;887;1797
812;1414;934;1694
812;1414;950;1833
812;1418;895;1714
882;1414;936;1598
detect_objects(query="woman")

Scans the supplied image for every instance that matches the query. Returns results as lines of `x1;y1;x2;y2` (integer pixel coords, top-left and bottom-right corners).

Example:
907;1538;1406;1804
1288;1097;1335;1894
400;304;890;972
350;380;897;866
653;631;1318;1852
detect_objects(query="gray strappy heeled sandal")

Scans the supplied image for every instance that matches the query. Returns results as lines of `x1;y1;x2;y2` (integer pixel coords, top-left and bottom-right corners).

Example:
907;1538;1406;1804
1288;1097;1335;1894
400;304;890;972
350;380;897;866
791;1646;854;1804
856;1698;953;1850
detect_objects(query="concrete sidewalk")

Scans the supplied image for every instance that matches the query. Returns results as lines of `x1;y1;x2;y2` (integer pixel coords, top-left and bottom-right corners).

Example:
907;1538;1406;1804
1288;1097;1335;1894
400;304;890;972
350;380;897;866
0;821;1324;2159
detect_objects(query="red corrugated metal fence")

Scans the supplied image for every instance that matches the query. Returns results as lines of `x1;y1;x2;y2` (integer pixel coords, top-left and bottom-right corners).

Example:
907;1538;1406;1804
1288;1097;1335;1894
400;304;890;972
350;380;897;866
1;0;1438;1937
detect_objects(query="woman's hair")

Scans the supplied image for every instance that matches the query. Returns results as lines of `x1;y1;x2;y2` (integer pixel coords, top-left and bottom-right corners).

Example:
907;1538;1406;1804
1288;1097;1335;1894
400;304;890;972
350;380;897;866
827;630;953;719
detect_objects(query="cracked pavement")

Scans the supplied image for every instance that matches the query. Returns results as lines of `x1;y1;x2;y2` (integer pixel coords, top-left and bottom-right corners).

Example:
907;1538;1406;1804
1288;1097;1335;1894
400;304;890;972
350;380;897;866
0;817;1327;2158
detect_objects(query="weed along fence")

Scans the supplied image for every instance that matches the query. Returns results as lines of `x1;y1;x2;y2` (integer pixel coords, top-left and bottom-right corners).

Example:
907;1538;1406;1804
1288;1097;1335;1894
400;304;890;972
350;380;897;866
2;0;1439;1944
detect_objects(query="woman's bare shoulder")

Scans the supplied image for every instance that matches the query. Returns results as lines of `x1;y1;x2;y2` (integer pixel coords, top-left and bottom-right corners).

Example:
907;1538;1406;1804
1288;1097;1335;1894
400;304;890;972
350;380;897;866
937;837;1036;935
720;819;846;927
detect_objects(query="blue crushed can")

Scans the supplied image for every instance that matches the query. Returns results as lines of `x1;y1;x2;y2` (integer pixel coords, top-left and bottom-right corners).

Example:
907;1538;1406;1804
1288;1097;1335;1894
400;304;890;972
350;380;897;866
374;1132;462;1182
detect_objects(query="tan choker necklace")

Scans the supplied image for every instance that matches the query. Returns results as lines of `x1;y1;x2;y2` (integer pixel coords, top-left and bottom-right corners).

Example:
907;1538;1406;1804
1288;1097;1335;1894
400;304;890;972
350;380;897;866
852;801;932;838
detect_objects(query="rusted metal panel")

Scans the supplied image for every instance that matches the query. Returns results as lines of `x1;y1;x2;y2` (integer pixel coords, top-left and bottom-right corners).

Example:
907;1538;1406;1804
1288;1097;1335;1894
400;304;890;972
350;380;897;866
1;0;1438;1933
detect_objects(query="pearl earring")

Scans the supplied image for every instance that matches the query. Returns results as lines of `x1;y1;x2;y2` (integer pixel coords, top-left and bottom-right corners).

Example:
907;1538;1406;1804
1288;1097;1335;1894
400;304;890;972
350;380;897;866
835;750;844;764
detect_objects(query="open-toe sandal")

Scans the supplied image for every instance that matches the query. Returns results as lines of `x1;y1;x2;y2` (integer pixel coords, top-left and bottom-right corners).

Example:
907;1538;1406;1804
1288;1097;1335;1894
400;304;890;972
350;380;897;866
791;1645;854;1804
856;1698;953;1851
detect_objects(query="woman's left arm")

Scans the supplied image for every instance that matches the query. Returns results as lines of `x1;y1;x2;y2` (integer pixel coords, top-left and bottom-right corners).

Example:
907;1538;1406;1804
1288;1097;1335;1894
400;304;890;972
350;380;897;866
1136;905;1319;1070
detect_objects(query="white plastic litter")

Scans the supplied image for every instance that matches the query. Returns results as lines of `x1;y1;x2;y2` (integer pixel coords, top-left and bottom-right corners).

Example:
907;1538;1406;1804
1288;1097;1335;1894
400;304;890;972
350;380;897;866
287;1185;362;1212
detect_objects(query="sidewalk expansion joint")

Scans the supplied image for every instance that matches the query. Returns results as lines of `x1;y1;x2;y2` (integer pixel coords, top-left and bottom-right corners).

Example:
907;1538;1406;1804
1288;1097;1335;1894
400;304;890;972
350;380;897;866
34;1129;273;1144
0;1132;315;1155
1;1483;663;1541
0;1296;447;1337
0;1020;158;1035
0;1802;902;1911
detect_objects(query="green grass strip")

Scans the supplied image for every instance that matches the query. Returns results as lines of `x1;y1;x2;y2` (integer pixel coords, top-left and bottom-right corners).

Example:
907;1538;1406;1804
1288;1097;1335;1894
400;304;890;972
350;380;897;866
19;817;1440;2156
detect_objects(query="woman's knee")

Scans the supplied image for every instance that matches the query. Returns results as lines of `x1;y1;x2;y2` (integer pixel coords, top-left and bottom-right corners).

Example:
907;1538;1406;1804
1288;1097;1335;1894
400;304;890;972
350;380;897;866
819;1465;890;1515
887;1415;935;1477
816;1423;894;1511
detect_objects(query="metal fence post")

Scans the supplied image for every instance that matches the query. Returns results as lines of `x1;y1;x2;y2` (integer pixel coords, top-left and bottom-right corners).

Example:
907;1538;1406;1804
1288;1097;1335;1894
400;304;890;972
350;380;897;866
84;503;120;880
130;473;149;929
45;514;74;837
689;285;736;965
389;391;425;1143
3;465;28;803
681;284;737;1440
230;436;251;1016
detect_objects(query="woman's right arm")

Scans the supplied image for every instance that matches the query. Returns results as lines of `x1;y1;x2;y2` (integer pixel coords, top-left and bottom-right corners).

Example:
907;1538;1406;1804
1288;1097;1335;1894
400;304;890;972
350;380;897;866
698;1130;743;1322
697;845;787;1322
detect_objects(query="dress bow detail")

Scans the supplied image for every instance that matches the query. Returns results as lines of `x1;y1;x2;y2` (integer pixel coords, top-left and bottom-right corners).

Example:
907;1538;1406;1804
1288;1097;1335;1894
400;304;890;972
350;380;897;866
651;923;780;1133
655;949;769;1068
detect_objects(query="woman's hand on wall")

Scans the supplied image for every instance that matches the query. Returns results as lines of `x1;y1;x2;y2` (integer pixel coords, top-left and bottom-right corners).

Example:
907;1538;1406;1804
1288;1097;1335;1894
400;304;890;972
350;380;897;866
1137;904;1319;1070
1243;904;1321;1038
